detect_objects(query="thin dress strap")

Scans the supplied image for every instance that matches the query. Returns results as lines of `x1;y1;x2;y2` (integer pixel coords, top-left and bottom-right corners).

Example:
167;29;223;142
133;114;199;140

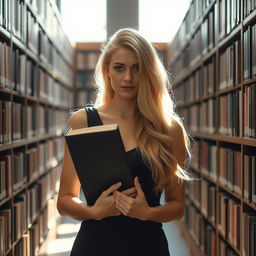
84;106;103;127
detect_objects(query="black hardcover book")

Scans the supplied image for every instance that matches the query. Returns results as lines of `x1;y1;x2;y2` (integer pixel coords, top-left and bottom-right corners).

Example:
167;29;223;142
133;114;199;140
64;124;134;205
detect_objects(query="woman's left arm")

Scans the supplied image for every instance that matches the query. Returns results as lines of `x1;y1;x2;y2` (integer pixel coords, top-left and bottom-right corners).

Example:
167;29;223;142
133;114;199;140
114;120;186;222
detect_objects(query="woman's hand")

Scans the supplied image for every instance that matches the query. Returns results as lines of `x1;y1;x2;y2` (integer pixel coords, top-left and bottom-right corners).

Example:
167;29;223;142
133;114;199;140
113;177;151;221
91;182;122;220
122;186;137;198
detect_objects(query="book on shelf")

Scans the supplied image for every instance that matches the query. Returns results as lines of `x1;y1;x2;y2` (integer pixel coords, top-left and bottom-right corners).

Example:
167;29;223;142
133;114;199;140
218;146;242;195
218;192;241;250
242;212;256;256
64;124;134;205
244;84;256;139
77;51;100;70
244;152;256;205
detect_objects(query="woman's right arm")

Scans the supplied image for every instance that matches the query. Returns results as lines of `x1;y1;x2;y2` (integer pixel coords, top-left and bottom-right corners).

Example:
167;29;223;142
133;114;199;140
57;109;136;221
57;109;95;220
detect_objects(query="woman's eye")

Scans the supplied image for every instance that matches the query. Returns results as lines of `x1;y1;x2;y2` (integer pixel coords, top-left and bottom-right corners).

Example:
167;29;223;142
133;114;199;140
114;66;124;72
132;66;139;72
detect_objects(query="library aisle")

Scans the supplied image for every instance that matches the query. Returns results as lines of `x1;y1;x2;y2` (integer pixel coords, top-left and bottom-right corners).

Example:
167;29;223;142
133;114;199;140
39;194;191;256
39;217;191;256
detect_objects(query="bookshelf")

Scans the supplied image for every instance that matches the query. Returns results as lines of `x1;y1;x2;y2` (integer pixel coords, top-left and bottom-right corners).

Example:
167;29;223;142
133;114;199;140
168;0;256;255
0;0;73;255
73;42;101;108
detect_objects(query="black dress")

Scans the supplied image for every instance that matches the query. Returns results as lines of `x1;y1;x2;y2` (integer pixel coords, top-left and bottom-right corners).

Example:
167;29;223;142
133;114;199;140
70;107;170;256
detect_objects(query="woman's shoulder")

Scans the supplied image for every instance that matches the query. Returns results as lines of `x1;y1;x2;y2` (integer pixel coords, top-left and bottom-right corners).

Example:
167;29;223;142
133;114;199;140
67;107;87;129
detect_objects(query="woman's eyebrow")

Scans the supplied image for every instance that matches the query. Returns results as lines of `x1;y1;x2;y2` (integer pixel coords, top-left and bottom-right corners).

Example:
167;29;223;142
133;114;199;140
113;62;125;65
113;62;139;66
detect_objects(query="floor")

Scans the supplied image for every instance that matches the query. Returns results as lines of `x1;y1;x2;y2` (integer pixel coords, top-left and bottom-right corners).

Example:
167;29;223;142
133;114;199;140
39;193;191;256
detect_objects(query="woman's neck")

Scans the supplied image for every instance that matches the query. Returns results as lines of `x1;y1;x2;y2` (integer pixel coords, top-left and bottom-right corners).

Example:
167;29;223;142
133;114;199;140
106;97;138;119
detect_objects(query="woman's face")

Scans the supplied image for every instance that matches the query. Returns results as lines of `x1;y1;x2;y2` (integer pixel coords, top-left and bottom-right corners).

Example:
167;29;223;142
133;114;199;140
107;47;140;100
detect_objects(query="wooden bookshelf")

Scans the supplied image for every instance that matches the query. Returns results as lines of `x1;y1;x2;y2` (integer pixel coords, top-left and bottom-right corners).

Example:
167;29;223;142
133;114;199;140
168;0;256;255
73;43;101;108
0;0;73;255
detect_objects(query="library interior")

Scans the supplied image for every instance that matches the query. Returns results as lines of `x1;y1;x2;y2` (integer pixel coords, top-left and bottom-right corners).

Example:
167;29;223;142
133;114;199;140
0;0;256;256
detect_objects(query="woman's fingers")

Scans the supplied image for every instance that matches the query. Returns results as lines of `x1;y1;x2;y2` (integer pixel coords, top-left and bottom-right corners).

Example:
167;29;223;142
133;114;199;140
101;182;122;197
122;187;137;197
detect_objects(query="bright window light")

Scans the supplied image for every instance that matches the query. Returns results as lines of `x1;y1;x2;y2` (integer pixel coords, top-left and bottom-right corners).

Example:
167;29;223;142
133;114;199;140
61;0;106;43
61;0;190;43
139;0;190;42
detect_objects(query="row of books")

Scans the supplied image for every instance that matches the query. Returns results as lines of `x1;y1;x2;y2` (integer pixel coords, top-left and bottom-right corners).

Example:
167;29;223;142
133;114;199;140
243;0;256;18
0;208;11;255
171;0;215;55
184;200;217;256
200;219;216;256
6;0;72;61
0;154;11;201
181;91;242;137
12;0;26;43
27;10;38;55
244;152;256;205
171;13;256;88
219;237;238;256
173;57;216;102
76;71;95;89
0;99;68;144
0;170;60;256
51;46;73;87
218;90;242;137
76;90;97;107
218;146;242;196
191;140;256;202
186;174;216;225
200;98;216;135
173;37;241;93
186;172;201;209
38;68;72;107
219;0;241;40
170;0;243;67
0;41;11;90
242;211;256;256
200;140;217;181
185;196;246;256
189;100;216;135
178;85;256;140
218;192;241;250
33;0;72;60
77;51;101;70
188;160;256;254
0;42;73;98
201;7;217;54
1;0;72;65
244;84;256;138
243;24;256;80
219;39;241;90
201;179;216;224
0;137;64;201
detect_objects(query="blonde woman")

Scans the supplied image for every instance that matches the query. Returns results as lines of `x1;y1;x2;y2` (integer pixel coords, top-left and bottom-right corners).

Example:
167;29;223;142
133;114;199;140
57;28;192;256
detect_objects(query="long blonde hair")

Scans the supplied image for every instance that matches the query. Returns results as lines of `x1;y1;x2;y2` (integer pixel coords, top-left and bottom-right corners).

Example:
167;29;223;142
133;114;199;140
94;28;193;192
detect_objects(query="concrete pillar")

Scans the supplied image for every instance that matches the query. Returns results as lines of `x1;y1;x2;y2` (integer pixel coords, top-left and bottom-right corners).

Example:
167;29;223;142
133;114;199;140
107;0;139;38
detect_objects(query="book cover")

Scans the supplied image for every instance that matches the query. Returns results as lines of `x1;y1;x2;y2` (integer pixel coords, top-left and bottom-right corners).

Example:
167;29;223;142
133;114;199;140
65;124;134;205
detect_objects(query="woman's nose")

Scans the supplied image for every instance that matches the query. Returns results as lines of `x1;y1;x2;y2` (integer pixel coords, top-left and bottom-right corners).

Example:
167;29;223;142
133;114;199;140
124;69;132;81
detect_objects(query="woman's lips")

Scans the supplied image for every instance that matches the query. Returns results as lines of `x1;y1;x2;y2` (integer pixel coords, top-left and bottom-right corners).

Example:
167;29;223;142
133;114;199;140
121;86;135;89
